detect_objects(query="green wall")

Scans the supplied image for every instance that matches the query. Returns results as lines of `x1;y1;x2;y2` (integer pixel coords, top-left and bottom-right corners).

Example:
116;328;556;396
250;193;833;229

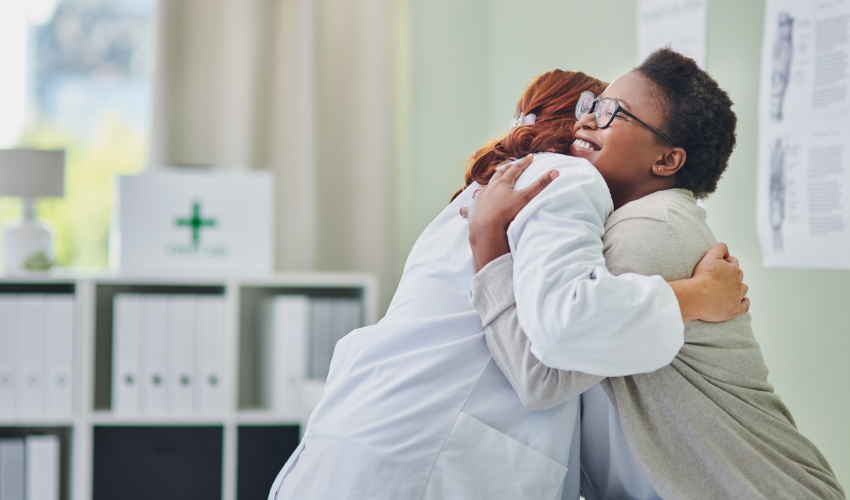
402;0;849;486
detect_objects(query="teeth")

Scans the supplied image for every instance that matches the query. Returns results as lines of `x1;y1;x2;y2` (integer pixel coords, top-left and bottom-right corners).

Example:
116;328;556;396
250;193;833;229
574;139;596;151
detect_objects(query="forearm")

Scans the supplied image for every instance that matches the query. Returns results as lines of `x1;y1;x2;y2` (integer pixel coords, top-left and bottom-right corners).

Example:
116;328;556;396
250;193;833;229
469;222;511;272
485;304;603;410
471;255;603;410
668;278;707;323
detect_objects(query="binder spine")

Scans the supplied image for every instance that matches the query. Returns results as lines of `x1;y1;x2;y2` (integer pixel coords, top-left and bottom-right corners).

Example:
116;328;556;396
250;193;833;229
0;296;16;416
167;296;195;415
141;296;168;415
16;295;46;416
0;438;25;500
202;296;226;414
25;435;60;500
112;294;141;415
45;295;75;416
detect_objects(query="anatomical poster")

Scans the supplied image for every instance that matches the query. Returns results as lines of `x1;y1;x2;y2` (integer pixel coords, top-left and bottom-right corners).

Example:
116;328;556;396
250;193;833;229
757;0;850;268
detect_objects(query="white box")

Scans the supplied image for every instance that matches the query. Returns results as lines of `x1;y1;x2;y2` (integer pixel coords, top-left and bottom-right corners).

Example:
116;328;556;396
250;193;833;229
0;296;16;416
112;169;274;276
112;295;141;415
16;295;45;416
25;435;59;500
44;295;74;416
141;296;168;415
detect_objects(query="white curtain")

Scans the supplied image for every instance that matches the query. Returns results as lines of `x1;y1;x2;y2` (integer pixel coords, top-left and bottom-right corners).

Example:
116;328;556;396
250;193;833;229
149;0;399;311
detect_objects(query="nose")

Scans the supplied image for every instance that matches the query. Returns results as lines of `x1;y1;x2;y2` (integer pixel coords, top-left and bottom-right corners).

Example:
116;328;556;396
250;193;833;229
577;109;597;130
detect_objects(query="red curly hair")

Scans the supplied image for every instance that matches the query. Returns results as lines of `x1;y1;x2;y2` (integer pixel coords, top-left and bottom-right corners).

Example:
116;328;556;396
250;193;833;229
452;70;607;200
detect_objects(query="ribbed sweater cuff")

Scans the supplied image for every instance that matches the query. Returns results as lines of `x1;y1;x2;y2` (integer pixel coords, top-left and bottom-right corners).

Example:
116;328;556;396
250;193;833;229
469;253;516;325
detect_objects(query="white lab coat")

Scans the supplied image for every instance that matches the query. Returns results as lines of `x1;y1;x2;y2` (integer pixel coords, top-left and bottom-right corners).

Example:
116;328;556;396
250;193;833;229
269;153;684;500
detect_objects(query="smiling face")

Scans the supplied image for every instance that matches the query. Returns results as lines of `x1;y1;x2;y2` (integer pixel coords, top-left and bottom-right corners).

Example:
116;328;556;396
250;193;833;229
569;71;684;208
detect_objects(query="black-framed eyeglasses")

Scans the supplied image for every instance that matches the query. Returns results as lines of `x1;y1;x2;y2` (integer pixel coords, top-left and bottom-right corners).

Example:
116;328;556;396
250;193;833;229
576;91;676;146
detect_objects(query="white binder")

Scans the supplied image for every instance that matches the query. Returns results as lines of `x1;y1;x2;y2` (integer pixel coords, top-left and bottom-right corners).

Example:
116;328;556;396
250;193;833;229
330;298;362;352
141;295;168;415
309;298;333;380
195;296;225;414
112;294;141;415
25;435;59;500
0;296;16;416
45;295;74;416
167;295;195;415
343;298;363;338
0;438;25;500
16;295;45;416
261;295;309;413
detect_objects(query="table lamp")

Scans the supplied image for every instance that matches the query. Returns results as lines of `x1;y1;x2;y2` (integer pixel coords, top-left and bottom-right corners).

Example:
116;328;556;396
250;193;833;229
0;149;65;274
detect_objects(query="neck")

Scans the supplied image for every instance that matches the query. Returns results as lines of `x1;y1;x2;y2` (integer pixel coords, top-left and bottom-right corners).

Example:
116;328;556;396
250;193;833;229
611;176;677;210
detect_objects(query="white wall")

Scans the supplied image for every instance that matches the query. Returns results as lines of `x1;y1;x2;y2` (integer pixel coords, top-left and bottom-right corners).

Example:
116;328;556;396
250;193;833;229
402;0;849;486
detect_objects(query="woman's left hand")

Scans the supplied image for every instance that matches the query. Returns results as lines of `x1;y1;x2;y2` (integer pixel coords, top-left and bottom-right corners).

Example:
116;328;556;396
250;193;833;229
460;154;560;271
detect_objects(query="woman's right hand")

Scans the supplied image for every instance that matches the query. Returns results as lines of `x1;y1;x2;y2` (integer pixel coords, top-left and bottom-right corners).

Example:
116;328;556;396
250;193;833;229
460;154;560;271
670;243;750;323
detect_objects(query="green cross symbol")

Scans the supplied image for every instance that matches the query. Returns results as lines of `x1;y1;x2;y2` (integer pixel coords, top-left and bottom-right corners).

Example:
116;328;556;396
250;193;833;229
175;202;216;248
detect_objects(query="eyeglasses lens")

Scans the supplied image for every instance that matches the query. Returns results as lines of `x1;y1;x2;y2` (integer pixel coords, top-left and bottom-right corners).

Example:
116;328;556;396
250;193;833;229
595;98;618;128
577;92;595;120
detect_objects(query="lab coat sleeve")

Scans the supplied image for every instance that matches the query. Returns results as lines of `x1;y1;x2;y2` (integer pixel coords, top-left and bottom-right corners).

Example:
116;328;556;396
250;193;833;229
470;254;604;410
506;161;684;377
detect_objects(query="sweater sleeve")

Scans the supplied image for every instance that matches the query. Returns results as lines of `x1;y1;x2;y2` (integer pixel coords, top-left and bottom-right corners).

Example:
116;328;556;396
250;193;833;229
506;158;684;376
471;254;604;410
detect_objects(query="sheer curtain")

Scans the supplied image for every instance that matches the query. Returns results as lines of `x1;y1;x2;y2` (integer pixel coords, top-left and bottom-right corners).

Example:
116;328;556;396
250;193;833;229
149;0;398;310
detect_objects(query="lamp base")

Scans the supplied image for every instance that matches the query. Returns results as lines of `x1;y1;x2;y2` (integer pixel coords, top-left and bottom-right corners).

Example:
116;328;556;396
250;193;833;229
2;219;54;275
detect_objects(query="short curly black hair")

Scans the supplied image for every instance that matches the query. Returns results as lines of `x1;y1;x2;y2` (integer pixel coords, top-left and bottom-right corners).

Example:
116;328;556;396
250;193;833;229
635;48;737;198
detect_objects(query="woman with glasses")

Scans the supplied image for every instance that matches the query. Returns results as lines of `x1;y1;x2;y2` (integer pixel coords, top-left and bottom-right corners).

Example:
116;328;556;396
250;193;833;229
466;49;845;499
268;65;750;500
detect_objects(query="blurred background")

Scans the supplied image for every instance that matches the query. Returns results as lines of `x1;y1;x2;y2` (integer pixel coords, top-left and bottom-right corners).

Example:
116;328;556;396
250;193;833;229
0;0;847;494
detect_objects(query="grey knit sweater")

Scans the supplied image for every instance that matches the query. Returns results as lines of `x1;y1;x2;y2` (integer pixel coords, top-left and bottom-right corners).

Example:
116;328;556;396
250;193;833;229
470;189;845;500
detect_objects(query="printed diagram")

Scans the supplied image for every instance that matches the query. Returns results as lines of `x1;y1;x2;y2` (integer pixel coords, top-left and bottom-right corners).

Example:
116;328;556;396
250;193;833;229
771;13;794;121
770;138;787;251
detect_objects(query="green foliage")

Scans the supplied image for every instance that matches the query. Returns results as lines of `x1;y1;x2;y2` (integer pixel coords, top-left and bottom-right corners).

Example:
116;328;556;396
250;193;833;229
22;251;54;271
0;112;147;270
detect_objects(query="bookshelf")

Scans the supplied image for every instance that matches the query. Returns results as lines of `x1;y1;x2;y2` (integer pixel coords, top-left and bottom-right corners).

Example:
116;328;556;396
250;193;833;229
0;272;378;500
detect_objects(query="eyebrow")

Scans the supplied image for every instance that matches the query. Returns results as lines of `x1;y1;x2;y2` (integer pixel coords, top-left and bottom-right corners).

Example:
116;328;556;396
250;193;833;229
612;98;632;111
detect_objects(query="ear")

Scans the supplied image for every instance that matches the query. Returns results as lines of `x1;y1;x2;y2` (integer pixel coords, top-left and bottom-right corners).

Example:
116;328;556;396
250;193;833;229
652;147;686;176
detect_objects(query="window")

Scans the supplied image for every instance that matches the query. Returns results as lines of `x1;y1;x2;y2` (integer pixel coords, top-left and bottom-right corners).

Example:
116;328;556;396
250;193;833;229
0;0;156;269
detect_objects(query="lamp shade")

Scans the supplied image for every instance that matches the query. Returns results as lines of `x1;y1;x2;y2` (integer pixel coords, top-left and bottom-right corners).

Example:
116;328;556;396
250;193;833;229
0;149;65;197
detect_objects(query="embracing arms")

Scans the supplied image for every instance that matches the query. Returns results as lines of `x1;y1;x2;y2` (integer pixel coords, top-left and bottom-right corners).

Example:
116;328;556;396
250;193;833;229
470;253;603;410
463;154;749;377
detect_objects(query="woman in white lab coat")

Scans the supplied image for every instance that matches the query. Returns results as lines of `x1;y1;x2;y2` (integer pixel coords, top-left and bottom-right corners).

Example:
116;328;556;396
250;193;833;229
267;69;748;500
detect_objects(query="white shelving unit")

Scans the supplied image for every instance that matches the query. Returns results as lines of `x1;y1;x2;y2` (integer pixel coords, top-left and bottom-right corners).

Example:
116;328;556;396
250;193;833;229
0;272;378;500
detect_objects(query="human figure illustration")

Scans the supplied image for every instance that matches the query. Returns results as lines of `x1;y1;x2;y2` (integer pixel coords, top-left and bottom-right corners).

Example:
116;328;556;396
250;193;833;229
771;13;794;121
770;138;786;251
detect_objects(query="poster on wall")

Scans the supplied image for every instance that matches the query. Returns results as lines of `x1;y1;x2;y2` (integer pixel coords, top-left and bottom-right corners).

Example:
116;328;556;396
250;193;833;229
636;0;708;67
757;0;850;269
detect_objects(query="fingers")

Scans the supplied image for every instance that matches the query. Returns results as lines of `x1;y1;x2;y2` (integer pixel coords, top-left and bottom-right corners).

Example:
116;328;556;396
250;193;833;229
725;254;739;267
459;206;469;218
741;283;748;297
741;297;751;313
498;154;534;186
704;242;730;261
491;160;513;182
518;170;559;200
